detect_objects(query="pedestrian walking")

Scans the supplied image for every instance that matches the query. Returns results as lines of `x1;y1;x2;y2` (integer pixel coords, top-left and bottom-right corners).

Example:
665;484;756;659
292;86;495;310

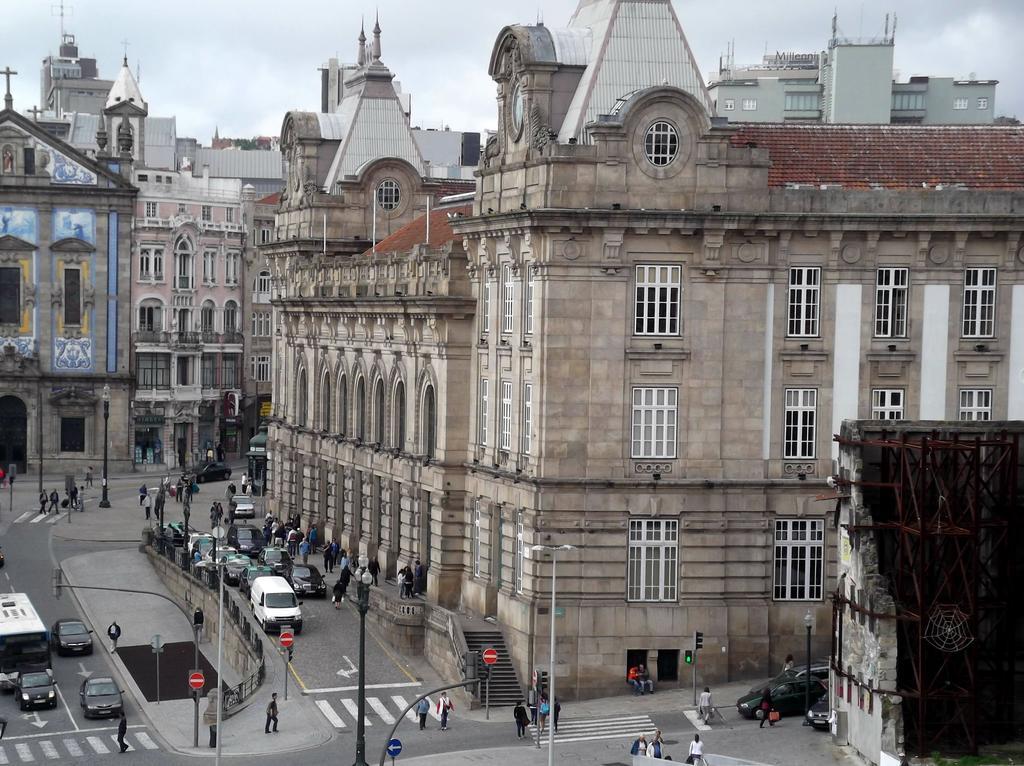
143;492;152;520
107;621;121;653
553;697;561;733
629;734;648;756
117;710;128;753
323;545;334;574
85;466;94;488
175;477;184;504
758;687;775;728
538;694;550;734
397;569;406;599
403;566;415;598
338;566;351;601
299;539;310;565
339;550;349;572
416;696;430;730
307;525;318;553
48;490;59;514
368;556;380;586
685;734;704;764
265;692;279;733
782;654;795;673
436;691;453;731
650;730;666;758
38;491;47;515
287;528;299;557
698;687;713;724
332;578;345;608
241;473;249;494
139;483;148;507
513;700;530;739
414;559;426;595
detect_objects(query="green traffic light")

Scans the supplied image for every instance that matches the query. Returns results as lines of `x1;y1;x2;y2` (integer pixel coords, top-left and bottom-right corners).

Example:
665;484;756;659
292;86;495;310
684;650;693;664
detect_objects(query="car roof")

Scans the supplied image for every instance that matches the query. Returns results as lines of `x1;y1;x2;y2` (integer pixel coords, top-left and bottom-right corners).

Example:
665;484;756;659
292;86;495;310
251;575;294;594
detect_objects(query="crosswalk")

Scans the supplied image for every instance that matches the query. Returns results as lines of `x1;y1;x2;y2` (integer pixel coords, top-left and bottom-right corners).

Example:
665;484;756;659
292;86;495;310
529;712;658;745
314;694;443;729
10;510;71;525
0;731;158;762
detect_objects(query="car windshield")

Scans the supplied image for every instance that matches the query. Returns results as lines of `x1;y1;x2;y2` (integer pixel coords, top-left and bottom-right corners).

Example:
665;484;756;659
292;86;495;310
292;567;311;578
265;593;297;609
87;680;118;695
236;529;257;541
21;673;51;688
60;622;89;636
265;550;286;562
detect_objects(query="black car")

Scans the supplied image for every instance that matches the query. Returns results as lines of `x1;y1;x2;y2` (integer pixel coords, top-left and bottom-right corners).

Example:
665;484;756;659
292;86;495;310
258;546;293;576
288;565;327;597
50;618;94;655
807;696;831;730
227;524;265;557
239;565;275;596
16;670;57;710
195;462;231;483
80;677;123;718
737;678;828;719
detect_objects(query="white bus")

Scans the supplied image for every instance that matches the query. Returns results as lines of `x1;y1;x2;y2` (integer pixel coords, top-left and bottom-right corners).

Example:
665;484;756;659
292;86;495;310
0;593;51;689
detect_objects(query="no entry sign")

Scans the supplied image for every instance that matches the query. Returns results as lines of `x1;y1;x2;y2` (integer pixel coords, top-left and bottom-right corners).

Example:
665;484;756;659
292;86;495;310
188;670;205;691
482;647;498;665
280;628;294;648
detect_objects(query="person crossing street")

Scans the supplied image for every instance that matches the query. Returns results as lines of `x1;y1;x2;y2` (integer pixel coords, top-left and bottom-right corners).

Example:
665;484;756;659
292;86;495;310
436;691;454;731
416;696;430;730
265;692;279;733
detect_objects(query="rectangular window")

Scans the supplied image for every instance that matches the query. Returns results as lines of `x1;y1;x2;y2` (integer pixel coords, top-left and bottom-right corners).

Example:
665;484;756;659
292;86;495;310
225;252;239;285
874;267;909;338
977;97;989;110
959;389;992;421
63;267;82;326
631;387;678;459
136;353;170;388
222;355;239;388
514;510;524;594
177;203;187;214
502;265;514;334
201;205;212;222
784;388;817;459
784;93;818;111
177;356;191;386
259;228;271;244
871;389;905;420
203;250;217;284
0;267;18;324
478;379;489;446
741;98;757;111
892;92;926;111
627;519;678;602
524;273;534;335
500;380;512;451
176;253;192;290
256;272;272;294
773;519;824;600
787;267;820;337
251;355;271;383
201;355;216;389
482;280;491;334
634;264;681;335
60;417;86;453
473;504;482;577
145;201;158;218
962;267;996;338
226;207;234;223
722;98;735;111
953;97;969;110
251;311;271;337
138;248;151;280
521;382;533;455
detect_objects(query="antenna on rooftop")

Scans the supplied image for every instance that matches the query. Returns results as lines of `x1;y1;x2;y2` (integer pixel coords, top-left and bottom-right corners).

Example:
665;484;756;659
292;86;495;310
50;0;74;39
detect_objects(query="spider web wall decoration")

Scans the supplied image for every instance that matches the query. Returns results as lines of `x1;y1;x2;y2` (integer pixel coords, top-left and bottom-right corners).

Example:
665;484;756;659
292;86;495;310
924;606;974;652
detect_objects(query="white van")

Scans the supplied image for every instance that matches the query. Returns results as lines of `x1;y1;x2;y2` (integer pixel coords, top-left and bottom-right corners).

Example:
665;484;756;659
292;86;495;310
250;576;303;634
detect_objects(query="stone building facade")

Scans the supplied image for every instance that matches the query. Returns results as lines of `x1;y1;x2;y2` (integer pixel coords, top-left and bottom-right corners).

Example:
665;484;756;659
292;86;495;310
0;99;136;477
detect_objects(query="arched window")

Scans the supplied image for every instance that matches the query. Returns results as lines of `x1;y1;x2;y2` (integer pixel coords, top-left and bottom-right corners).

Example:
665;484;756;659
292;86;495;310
373;379;386;445
256;270;271;296
295;367;308;427
422;385;436;459
338;374;348;435
176;308;191;333
224;300;238;334
137;299;163;333
355;376;366;440
200;301;215;334
174;236;193;290
393;381;406;450
320;370;332;432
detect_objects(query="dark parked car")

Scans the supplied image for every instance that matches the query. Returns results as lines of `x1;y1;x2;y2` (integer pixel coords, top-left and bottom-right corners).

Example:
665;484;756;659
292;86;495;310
288;565;326;597
16;670;57;710
195;461;231;483
736;678;827;719
50;618;94;655
748;662;830;694
222;554;253;586
239;564;275;596
806;696;831;730
258;546;293;576
227;524;264;557
80;676;123;718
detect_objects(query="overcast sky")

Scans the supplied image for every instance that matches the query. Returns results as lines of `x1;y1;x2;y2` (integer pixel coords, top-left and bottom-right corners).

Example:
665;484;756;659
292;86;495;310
4;0;1021;142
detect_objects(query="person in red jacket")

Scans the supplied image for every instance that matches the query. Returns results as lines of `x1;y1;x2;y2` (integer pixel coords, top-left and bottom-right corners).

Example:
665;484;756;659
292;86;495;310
436;691;454;731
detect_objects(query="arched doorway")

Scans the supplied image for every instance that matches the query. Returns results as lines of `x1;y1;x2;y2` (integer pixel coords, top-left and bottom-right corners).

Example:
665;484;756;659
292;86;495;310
0;396;28;474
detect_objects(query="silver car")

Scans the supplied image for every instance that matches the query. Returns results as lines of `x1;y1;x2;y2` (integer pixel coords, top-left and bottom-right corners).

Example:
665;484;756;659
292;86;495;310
230;495;256;520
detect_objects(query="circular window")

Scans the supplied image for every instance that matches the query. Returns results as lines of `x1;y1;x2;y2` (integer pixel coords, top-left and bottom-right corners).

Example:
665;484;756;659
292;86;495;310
376;179;401;211
644;121;679;167
510;81;525;137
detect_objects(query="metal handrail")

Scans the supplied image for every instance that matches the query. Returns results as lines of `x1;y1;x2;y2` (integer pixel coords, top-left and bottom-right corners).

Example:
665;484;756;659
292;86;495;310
223;658;265;712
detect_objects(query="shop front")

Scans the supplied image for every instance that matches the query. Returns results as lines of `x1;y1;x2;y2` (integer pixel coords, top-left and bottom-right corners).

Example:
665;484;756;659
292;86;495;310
133;413;165;466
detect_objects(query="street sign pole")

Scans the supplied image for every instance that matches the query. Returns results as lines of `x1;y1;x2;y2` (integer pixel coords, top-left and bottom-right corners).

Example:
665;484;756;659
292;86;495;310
279;627;294;702
486;670;491;721
283;647;289;701
151;634;164;705
692;631;698;706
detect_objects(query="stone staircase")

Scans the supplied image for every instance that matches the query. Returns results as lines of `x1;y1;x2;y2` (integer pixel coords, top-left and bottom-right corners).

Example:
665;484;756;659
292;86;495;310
464;629;522;707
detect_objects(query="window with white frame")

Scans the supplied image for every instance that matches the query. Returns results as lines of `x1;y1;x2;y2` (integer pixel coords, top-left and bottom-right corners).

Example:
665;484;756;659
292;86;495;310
874;267;908;338
376;179;401;211
722;98;735;111
223;301;238;334
871;389;905;420
502;265;515;334
631;387;677;459
478;379;489;446
500;380;512;451
251;311;271;337
741;98;757;111
201;205;212;222
977;97;989;110
787;267;820;337
259;227;272;244
634;264;681;335
962;267;996;338
472;504;482;577
959;389;992;421
521;382;532;455
251;355;271;383
225;252;240;285
139;247;153;280
144;201;158;218
773;519;824;600
481;279;491;334
524;272;534;335
643;121;679;167
783;388;817;459
627;519;678;601
203;250;217;284
226;207;234;224
174;238;193;290
514;510;524;594
256;270;271;296
953;97;969;110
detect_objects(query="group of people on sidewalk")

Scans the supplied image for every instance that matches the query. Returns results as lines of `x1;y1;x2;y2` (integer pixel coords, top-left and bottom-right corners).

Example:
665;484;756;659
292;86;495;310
38;484;84;515
512;694;561;738
631;731;705;763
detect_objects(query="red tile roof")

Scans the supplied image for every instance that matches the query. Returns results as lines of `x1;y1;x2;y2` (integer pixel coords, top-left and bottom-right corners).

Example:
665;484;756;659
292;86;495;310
364;203;473;256
257;191;281;204
429;179;476;200
729;124;1024;190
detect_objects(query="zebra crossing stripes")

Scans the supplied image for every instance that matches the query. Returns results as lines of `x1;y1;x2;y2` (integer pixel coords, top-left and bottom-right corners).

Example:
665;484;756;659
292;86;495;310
12;745;31;763
0;732;157;762
316;699;347;729
529;713;657;745
367;697;396;724
11;511;67;525
339;698;369;726
134;732;159;750
315;694;442;729
85;736;109;754
61;740;83;757
36;741;57;760
391;695;419;722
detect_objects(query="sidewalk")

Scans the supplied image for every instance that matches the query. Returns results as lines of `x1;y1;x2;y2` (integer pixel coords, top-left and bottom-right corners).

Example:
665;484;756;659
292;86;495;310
62;547;334;757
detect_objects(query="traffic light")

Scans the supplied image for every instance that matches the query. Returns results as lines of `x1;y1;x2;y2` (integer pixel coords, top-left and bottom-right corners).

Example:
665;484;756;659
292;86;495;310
287;646;294;662
52;568;63;600
695;631;704;650
684;650;693;665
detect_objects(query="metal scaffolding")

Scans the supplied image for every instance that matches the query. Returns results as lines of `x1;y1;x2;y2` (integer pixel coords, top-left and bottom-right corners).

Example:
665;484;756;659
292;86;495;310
834;429;1022;757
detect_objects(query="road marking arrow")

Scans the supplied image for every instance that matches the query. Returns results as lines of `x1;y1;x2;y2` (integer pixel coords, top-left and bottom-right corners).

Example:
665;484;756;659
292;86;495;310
335;655;357;678
77;662;92;679
21;711;48;728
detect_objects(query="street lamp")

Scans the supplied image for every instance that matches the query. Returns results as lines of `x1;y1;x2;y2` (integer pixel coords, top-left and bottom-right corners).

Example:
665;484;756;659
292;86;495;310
529;543;576;766
98;384;111;508
803;609;813;725
352;554;374;766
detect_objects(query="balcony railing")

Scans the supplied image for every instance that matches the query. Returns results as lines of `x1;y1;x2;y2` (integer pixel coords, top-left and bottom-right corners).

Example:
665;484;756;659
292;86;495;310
173;331;202;347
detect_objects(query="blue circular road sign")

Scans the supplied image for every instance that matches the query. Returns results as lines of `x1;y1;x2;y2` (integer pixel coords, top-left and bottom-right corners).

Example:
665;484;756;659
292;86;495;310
387;738;403;757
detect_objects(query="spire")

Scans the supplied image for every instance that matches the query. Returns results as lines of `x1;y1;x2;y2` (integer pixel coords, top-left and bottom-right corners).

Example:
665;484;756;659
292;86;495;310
214;125;220;141
371;13;382;63
105;56;147;114
357;20;367;67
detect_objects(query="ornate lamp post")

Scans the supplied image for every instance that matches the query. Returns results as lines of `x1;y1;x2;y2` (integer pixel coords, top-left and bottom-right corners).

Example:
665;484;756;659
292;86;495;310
98;384;111;508
352;554;374;766
803;609;814;724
